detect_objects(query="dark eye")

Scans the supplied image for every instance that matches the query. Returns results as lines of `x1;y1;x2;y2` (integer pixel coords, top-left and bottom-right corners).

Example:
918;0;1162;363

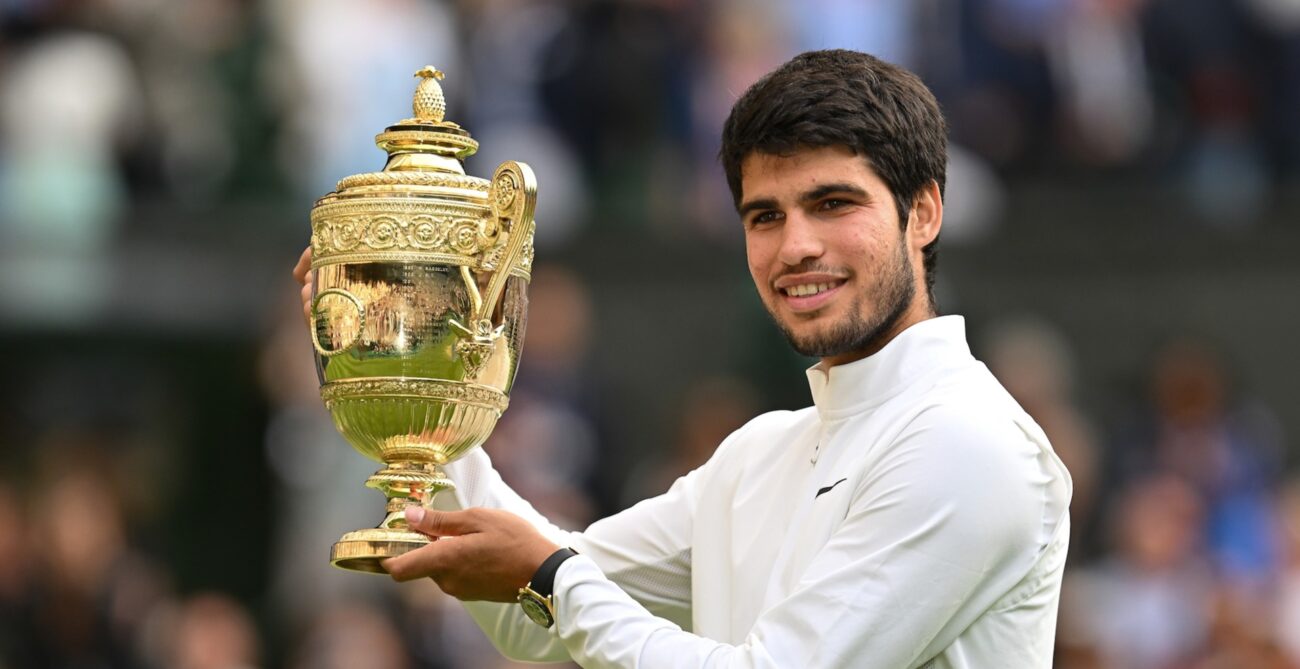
748;210;782;228
819;199;849;211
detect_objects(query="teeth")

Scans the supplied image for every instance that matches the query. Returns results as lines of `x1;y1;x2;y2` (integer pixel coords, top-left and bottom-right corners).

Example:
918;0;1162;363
785;282;835;297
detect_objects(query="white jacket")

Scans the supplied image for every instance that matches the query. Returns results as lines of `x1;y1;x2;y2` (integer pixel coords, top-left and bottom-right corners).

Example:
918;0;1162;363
439;316;1072;668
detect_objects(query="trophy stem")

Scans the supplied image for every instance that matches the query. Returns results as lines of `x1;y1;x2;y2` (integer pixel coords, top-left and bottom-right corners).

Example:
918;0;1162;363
329;461;455;574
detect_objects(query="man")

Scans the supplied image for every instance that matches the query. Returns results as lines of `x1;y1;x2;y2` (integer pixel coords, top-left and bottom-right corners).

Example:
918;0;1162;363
295;49;1072;668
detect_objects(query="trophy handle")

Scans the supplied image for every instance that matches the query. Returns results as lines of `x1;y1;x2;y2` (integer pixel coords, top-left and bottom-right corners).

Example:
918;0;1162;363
310;288;366;357
480;160;537;319
448;161;536;377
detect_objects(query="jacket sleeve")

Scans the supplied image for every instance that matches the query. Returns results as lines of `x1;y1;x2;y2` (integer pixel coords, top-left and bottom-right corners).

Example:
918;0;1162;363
440;443;703;662
544;404;1070;668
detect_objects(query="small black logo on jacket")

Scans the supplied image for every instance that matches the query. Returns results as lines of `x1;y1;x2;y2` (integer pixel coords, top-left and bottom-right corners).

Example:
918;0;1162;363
815;478;848;499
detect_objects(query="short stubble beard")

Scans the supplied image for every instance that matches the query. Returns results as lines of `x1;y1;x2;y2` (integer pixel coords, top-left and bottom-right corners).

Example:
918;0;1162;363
769;238;916;359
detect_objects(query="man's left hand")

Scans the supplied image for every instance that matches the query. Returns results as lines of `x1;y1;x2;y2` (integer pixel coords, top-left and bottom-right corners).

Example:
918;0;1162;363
383;507;561;602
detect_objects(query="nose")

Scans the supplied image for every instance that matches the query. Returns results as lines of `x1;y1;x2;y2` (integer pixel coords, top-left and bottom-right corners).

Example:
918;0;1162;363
776;212;823;267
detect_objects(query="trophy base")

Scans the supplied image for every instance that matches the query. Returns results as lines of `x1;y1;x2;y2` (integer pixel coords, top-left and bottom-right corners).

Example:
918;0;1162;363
330;528;431;574
330;461;455;574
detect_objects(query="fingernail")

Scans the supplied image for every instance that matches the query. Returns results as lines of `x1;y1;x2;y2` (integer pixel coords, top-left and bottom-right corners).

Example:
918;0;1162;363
405;506;425;525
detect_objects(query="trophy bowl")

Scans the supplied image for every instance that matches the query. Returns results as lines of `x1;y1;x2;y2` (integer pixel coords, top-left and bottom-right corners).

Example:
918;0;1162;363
309;67;536;574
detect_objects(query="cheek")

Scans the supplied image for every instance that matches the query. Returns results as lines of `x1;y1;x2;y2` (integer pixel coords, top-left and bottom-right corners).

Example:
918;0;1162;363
744;237;768;282
746;260;767;293
858;227;903;264
840;232;883;269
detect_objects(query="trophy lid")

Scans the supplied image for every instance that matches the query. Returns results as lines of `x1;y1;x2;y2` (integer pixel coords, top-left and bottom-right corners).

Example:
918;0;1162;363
310;67;536;279
329;67;489;195
374;66;479;162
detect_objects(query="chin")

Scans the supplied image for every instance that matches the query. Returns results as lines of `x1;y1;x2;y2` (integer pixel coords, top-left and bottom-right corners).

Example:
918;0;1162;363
787;327;840;355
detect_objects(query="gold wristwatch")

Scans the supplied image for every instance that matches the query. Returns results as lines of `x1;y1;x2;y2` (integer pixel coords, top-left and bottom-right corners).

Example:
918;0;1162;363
518;547;578;628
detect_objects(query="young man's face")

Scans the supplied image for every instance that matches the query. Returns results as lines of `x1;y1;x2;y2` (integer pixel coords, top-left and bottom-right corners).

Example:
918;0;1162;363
738;145;938;365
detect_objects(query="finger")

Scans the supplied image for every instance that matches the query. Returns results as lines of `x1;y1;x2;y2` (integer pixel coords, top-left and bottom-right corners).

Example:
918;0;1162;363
291;246;312;284
301;280;313;325
383;540;451;583
405;507;479;538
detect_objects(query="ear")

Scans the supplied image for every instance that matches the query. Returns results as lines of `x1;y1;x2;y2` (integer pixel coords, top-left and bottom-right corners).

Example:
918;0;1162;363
906;180;942;253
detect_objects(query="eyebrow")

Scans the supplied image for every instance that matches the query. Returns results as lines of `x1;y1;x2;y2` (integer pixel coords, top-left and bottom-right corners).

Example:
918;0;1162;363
737;197;778;218
737;183;870;217
803;182;868;202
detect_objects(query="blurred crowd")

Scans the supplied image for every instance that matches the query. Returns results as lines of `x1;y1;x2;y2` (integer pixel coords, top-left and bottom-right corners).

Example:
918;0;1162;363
1;0;1298;667
2;0;1298;241
985;322;1297;669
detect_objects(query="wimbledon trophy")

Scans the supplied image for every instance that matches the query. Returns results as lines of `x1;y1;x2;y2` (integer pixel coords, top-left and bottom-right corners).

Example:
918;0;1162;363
308;67;536;573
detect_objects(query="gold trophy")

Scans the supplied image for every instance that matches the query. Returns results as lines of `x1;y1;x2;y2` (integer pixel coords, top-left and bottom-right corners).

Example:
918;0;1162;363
308;67;536;574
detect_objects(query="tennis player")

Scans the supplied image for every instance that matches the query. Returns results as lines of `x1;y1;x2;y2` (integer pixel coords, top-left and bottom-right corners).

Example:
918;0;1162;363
296;49;1071;669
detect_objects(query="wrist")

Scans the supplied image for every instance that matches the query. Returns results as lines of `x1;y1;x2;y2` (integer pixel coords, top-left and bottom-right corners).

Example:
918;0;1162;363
522;540;563;588
518;547;579;628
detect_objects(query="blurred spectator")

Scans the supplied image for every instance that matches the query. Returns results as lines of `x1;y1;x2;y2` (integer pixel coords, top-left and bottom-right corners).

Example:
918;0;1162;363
943;0;1064;168
265;0;462;198
1048;0;1154;164
125;0;259;204
784;0;917;67
0;31;138;323
1060;475;1214;669
0;31;139;248
463;0;589;246
1187;585;1293;669
165;593;262;669
1113;338;1285;584
536;0;695;235
13;446;170;668
289;602;410;669
1277;480;1300;665
1142;0;1271;225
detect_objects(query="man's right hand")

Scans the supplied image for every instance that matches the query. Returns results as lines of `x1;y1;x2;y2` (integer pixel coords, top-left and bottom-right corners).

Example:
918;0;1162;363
293;246;313;324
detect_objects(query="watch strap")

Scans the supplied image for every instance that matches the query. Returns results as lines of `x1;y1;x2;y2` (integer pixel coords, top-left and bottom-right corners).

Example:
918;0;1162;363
528;547;578;598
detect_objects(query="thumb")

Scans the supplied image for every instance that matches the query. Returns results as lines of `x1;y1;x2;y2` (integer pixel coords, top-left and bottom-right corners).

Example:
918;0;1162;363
406;507;477;537
292;246;312;284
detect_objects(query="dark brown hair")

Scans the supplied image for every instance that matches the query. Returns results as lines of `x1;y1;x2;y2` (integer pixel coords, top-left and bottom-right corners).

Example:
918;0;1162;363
720;49;947;307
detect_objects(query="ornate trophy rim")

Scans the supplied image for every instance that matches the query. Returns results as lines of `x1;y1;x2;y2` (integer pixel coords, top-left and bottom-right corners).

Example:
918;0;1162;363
321;377;510;413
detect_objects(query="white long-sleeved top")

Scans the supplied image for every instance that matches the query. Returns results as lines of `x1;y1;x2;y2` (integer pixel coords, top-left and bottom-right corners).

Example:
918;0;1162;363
436;315;1072;668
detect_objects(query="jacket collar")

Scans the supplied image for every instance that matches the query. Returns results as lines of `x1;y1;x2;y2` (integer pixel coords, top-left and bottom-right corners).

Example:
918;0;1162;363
805;316;973;420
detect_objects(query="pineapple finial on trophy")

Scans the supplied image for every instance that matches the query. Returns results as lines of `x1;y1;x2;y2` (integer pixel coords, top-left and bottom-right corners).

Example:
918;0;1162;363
412;66;446;124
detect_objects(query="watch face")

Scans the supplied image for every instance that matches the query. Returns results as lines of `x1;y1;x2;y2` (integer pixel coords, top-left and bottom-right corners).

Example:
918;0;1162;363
519;592;555;628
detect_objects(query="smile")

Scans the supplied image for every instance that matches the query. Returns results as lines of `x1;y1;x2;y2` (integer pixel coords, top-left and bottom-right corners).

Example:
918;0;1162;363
776;280;846;313
781;281;843;297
